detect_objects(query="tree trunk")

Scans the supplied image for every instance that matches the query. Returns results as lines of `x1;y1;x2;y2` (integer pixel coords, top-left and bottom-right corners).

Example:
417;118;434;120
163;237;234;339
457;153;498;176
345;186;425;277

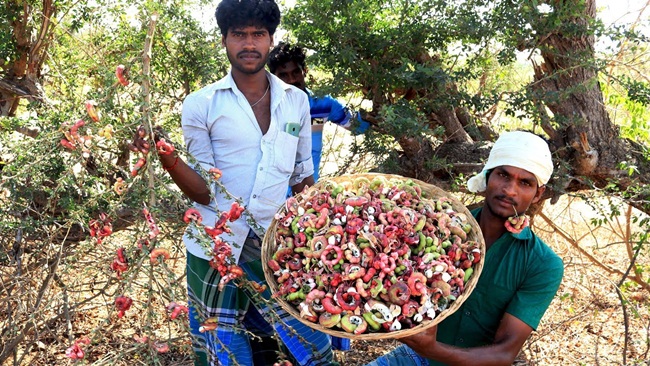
1;0;53;118
526;0;650;200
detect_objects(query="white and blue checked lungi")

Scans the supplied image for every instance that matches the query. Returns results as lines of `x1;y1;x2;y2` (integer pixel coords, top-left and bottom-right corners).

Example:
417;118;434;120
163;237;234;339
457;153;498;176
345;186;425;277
186;233;334;366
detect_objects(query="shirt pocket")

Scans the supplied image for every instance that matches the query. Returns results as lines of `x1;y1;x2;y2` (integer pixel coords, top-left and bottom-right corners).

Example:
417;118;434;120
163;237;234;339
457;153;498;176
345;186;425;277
273;131;299;174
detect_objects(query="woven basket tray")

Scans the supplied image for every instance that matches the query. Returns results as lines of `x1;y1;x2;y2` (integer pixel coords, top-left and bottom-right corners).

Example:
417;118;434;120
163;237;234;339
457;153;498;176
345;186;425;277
261;173;485;340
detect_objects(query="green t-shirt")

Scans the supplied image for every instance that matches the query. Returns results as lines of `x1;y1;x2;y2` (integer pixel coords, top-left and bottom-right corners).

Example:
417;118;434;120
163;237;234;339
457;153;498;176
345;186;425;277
429;208;564;366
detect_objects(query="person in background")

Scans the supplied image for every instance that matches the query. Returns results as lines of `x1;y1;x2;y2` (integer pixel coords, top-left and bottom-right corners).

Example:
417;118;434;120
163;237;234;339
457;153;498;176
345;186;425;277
268;42;370;183
134;1;334;364
268;41;371;353
365;131;564;366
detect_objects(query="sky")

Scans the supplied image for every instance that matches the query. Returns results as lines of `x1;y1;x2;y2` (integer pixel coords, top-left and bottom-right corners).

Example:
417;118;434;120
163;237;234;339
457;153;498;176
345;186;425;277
598;0;648;26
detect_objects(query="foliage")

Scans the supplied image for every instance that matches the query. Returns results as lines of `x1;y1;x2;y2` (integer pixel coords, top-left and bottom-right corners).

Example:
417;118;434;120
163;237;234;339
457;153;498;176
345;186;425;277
281;0;650;170
602;68;650;145
0;0;228;364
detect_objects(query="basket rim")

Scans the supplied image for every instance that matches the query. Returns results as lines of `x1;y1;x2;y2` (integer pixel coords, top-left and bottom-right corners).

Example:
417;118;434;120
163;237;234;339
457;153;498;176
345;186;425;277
261;173;485;340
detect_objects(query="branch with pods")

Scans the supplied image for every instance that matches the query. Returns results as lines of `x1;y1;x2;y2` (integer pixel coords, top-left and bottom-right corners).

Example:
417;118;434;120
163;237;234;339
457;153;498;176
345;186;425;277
54;14;198;362
58;41;307;366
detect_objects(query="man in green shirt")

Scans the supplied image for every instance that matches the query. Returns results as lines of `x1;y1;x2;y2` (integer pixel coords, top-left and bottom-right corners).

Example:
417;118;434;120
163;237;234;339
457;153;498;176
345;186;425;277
366;131;564;366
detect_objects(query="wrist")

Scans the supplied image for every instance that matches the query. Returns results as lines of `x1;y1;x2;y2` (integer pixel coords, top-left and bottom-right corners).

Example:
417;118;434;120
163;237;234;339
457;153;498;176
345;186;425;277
162;155;179;172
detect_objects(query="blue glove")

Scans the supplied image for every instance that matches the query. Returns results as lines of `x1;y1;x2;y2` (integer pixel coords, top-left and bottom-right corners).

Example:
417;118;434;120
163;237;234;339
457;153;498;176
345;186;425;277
352;112;371;135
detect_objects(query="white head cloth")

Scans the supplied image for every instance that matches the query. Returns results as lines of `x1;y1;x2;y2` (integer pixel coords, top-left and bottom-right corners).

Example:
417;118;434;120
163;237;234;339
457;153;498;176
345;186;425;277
467;131;553;193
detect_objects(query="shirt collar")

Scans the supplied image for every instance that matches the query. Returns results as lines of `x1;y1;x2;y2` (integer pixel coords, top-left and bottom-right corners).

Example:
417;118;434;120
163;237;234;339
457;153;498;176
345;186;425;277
214;69;293;93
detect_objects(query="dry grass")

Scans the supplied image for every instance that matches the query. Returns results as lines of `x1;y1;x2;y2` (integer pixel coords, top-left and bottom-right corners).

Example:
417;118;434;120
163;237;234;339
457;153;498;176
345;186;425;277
516;195;650;366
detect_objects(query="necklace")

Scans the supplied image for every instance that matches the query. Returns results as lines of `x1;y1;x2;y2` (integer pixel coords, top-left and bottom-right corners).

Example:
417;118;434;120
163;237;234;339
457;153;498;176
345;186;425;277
249;83;270;108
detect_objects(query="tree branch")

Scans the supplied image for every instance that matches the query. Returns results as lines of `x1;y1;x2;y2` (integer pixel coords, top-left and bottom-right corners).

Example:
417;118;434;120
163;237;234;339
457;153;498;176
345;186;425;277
142;14;158;206
537;211;650;292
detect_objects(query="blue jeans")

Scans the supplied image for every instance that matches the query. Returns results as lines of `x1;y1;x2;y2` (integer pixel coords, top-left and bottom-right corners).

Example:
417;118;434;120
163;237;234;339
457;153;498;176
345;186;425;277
364;345;429;366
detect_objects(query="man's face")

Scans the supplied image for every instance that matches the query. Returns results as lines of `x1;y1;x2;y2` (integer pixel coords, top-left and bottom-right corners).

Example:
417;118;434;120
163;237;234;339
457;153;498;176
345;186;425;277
222;26;273;76
273;60;306;91
484;165;545;220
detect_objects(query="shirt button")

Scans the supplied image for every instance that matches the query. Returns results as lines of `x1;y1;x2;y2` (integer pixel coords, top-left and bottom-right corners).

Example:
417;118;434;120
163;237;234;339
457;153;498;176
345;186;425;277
458;338;464;343
253;194;257;199
465;311;471;316
259;167;263;171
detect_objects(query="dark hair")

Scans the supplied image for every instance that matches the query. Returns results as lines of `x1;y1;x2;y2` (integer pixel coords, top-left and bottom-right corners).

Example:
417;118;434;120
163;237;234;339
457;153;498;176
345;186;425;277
267;42;307;74
485;169;493;183
215;0;281;37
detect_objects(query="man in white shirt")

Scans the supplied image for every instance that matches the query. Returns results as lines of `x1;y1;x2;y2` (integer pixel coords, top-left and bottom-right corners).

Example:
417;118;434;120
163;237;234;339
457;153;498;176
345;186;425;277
148;0;333;364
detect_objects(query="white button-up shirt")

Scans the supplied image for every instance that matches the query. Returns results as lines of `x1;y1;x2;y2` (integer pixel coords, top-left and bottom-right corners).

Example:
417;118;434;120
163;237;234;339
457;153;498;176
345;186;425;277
181;70;313;261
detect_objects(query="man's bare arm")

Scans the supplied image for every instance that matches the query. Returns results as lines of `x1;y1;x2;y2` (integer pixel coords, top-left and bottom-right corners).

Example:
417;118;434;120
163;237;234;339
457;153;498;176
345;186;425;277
400;313;532;366
131;126;211;205
159;153;211;205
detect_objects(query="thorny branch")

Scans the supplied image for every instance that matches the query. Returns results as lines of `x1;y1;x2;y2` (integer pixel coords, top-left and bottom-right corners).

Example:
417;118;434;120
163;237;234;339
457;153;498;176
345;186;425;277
537;211;650;292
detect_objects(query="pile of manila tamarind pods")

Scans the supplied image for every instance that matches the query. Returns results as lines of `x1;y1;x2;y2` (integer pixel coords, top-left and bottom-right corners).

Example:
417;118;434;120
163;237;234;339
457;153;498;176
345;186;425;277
266;175;482;336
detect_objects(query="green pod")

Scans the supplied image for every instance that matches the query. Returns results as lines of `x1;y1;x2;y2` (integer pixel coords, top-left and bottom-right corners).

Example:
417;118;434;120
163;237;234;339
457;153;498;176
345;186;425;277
435;200;443;212
414;232;426;254
291;216;301;234
413;216;426;232
464;268;474;282
363;312;381;331
370;178;384;190
286;290;305;302
331;185;344;198
381;199;395;212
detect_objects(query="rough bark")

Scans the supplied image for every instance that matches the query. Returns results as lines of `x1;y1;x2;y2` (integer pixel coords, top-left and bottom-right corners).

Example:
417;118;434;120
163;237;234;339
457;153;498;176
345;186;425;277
432;106;474;144
1;0;53;118
528;0;650;202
